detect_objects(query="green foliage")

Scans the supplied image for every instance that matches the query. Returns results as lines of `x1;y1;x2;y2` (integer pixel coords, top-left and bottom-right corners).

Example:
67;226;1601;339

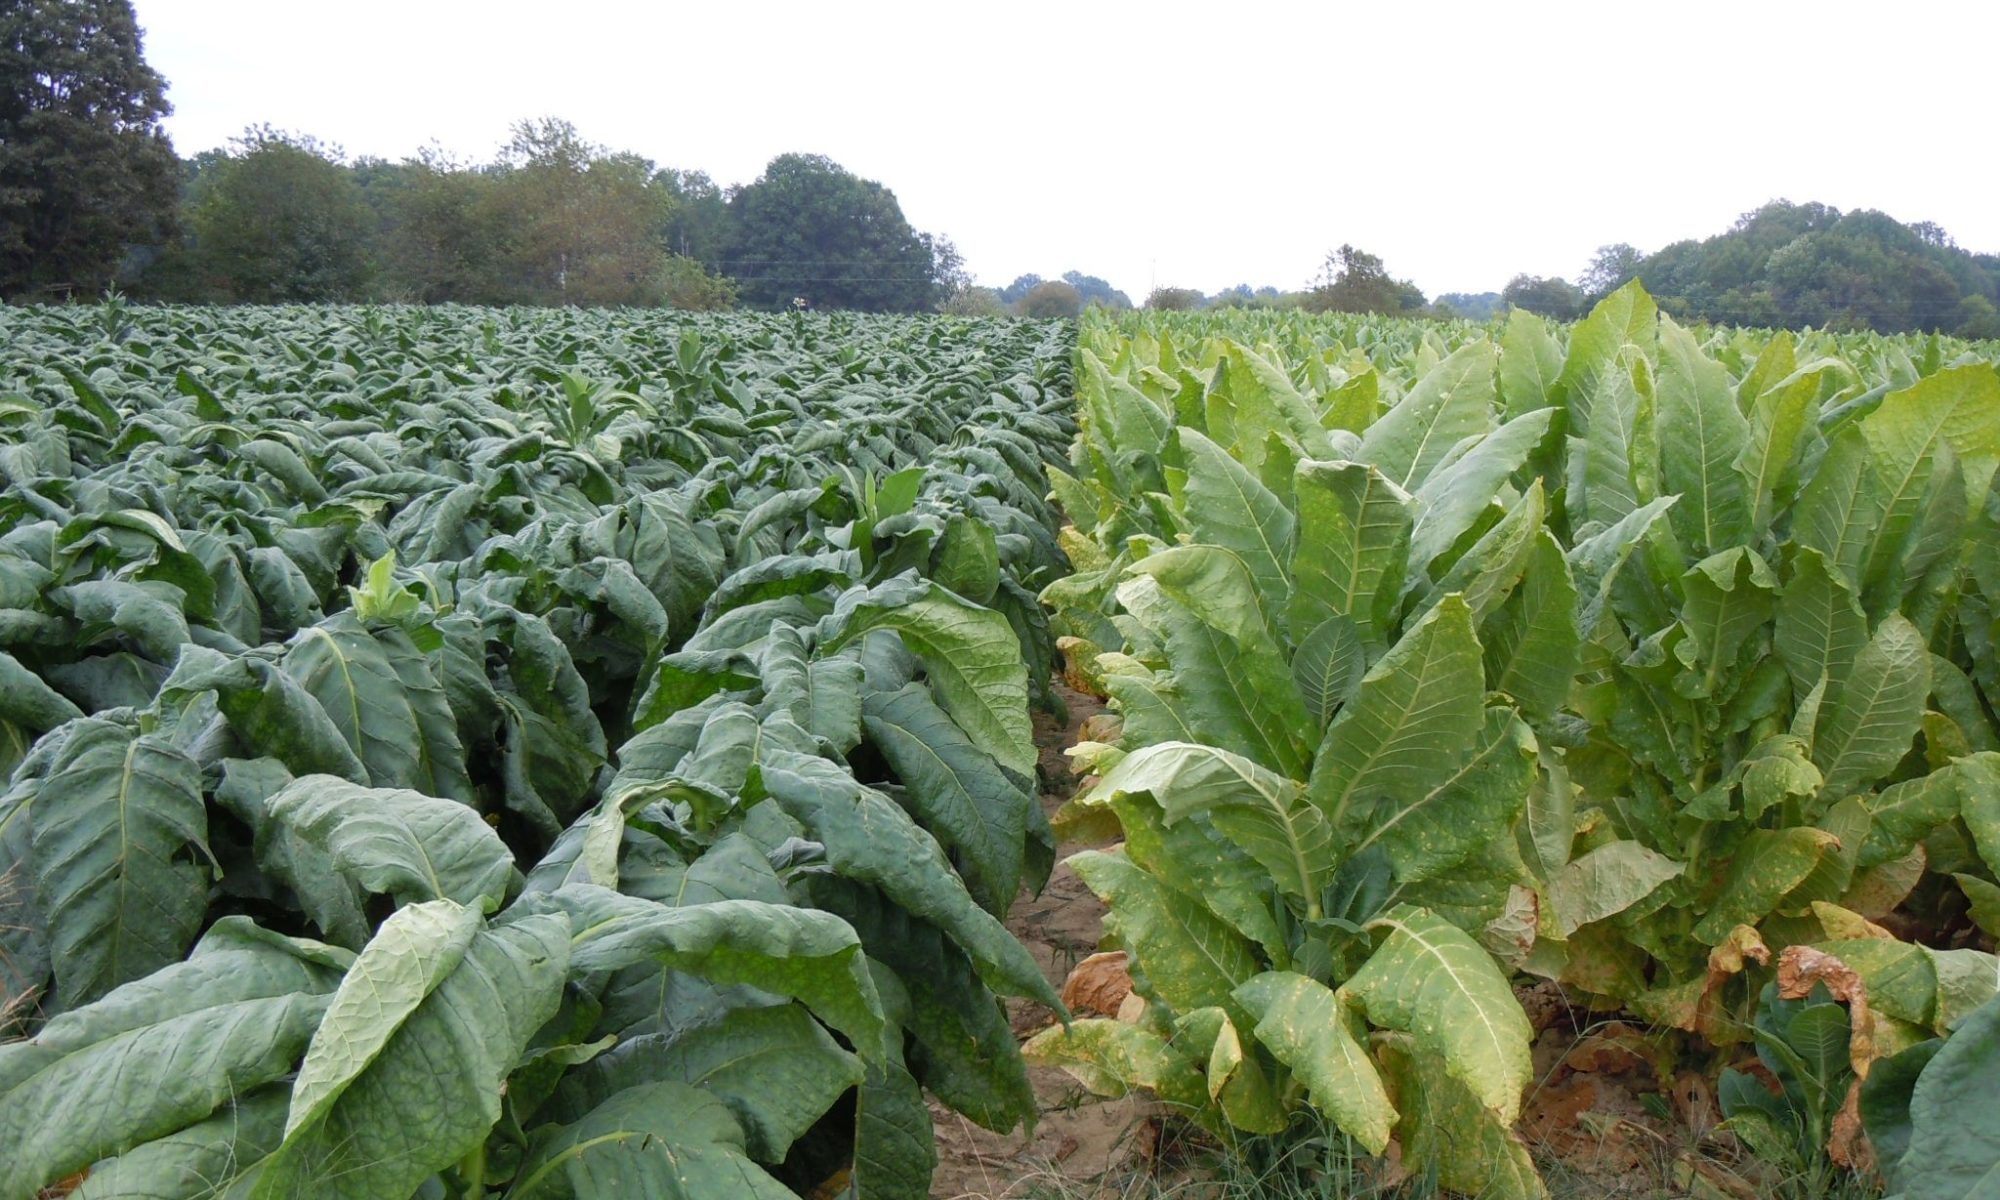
1145;286;1204;311
1502;273;1585;320
1304;244;1427;315
0;306;1077;1198
1037;286;2000;1195
186;128;376;302
722;153;944;312
0;0;178;299
1018;280;1085;319
1628;200;2000;338
1861;994;2000;1199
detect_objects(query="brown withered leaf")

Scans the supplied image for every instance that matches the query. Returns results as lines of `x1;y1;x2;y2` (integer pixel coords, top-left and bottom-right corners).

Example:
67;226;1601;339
1776;944;1880;1170
1061;950;1134;1018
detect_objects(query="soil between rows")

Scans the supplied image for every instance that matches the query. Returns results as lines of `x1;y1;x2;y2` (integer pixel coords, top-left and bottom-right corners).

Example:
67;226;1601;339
927;681;1156;1200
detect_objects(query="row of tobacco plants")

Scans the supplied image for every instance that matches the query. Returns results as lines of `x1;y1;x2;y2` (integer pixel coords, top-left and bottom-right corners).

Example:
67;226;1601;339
0;305;1077;1198
1032;286;2000;1198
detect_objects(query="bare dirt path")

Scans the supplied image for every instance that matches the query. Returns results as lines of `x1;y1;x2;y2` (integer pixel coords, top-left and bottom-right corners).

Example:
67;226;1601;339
928;683;1156;1200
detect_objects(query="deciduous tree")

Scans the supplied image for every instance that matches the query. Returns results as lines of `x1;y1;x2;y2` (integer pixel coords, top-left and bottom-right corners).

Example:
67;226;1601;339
722;153;939;311
188;128;372;302
0;0;178;298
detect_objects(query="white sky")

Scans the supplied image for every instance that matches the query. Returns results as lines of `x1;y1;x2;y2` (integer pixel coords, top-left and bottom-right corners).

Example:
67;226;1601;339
132;0;1999;301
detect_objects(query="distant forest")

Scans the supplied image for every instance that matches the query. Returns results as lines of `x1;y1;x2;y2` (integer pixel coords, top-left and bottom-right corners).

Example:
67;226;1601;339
1149;202;2000;339
1499;201;2000;338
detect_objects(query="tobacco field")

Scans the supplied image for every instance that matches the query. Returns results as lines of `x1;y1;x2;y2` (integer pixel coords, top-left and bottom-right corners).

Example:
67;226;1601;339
0;306;1075;1198
3;291;1999;1199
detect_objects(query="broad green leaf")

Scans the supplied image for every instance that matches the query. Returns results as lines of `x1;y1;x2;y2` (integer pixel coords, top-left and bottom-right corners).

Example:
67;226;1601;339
1579;350;1655;529
1358;340;1497;490
1307;595;1486;846
1212;342;1335;466
1691;828;1840;944
1954;874;2000;938
1737;359;1832;536
30;718;209;1004
1022;1018;1209;1115
759;747;1059;1012
282;613;473;799
214;758;370;948
0;650;82;732
820;577;1035;775
1174;426;1294;623
548;1004;863;1163
1793;428;1880;587
263;774;515;912
1657;316;1751;556
1347;707;1538;886
1812;614;1929;799
853;1056;937;1200
1556;279;1657;434
1343;904;1534;1123
54;579;191;662
932;513;1001;604
1107;792;1289;956
252;906;569;1199
511;1082;796;1200
1291;614;1366;728
1405;407;1553;583
1676;547;1778;699
1898;995;2000;1200
0;920;345;1200
860;681;1030;916
523;883;884;1057
1567;495;1676;635
160;644;368;782
1774;547;1868;703
1960;753;2000;874
1070;849;1261;1027
1290;459;1411;644
1092;740;1329;902
1418;478;1546;622
1378;1034;1549;1200
1546;840;1683;936
71;1089;288;1200
281;900;479;1138
1234;970;1394;1153
1498;308;1563;419
760;625;865;753
1482;529;1579;720
803;876;1032;1130
1121;547;1313;776
1177;1006;1285;1134
1857;366;2000;596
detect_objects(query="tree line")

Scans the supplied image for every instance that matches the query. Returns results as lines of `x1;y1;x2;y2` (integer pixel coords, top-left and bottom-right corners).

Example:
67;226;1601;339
1;1;962;311
1499;201;2000;338
1141;205;2000;341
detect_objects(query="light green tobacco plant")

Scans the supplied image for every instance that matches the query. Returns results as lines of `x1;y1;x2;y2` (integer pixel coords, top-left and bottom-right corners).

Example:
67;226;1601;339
1035;319;1568;1198
1036;289;2000;1194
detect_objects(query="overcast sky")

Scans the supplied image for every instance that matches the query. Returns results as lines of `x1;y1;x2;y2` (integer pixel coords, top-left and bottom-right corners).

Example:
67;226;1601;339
132;0;1998;302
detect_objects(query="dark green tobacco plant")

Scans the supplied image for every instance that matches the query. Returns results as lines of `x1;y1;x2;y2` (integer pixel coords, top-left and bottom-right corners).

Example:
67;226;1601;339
0;307;1074;1199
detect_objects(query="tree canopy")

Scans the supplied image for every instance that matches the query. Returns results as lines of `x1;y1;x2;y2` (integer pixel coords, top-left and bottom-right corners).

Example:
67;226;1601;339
720;153;943;311
0;0;178;298
1616;201;2000;336
185;129;373;302
1016;279;1082;318
1502;274;1584;320
1303;244;1427;315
